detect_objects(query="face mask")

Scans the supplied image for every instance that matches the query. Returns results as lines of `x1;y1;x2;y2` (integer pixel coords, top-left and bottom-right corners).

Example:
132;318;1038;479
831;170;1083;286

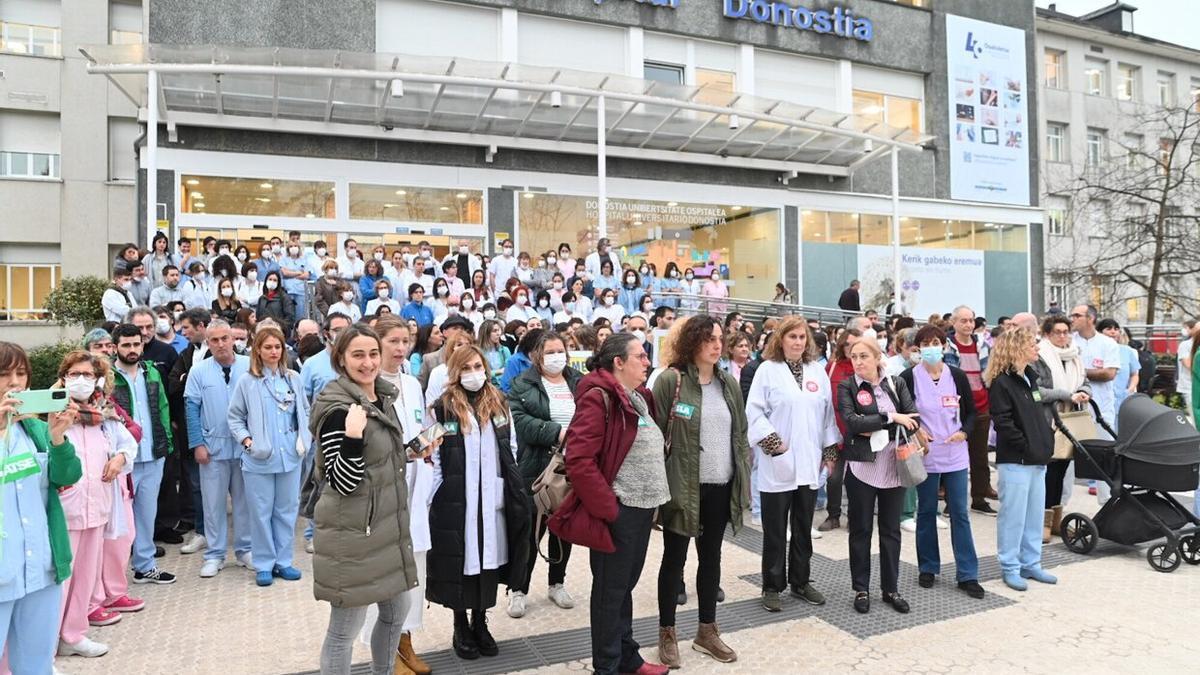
234;340;247;353
685;273;694;281
437;286;449;297
876;338;888;352
315;247;327;257
538;299;549;308
119;280;132;290
516;295;528;306
347;249;358;259
625;276;636;285
553;281;563;290
460;371;487;392
632;329;647;343
543;352;567;375
565;302;576;312
711;275;720;282
266;279;278;290
671;271;679;278
155;318;171;335
503;247;513;257
374;252;384;261
325;270;337;279
221;287;234;298
422;250;432;258
920;346;944;365
218;269;229;278
378;288;390;299
289;246;300;256
342;291;354;302
247;271;258;282
448;306;459;316
65;376;96;402
219;248;230;256
173;311;183;321
458;245;469;254
640;267;649;276
537;259;545;267
271;245;282;254
604;296;614;306
862;328;877;341
547;257;557;266
642;304;653;313
462;299;474;311
483;310;496;319
237;252;247;261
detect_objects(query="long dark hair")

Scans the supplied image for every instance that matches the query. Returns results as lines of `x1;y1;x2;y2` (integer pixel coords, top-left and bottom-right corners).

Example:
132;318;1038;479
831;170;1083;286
586;332;638;373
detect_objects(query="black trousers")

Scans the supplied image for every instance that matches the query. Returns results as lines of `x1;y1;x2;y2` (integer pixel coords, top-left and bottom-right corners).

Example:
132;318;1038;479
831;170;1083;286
968;413;993;502
515;512;571;594
1045;459;1071;507
760;485;817;593
845;465;905;594
658;482;731;626
823;455;848;519
590;504;654;675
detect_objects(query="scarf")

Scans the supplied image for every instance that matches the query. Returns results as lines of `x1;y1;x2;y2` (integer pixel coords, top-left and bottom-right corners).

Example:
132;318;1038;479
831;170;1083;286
1037;339;1084;394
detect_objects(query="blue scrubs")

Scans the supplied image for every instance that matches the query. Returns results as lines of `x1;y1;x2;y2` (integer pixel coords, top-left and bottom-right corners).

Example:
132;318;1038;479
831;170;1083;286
240;373;303;574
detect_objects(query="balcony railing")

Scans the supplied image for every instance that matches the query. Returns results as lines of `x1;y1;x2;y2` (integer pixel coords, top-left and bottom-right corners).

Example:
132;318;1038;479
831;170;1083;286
0;151;61;179
0;20;61;57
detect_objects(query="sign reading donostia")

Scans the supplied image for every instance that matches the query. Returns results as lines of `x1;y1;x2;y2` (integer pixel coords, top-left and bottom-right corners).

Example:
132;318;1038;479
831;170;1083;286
722;0;874;42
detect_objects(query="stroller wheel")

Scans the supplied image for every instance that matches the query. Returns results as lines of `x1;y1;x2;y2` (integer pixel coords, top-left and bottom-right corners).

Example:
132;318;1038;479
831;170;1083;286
1060;513;1098;554
1179;535;1200;565
1146;543;1182;573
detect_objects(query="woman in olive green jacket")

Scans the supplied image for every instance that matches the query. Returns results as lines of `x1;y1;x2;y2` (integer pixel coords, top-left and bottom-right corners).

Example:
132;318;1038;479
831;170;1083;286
651;315;750;668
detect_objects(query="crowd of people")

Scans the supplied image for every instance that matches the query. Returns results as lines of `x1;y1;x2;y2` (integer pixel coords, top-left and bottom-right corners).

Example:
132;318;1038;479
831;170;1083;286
3;232;1198;675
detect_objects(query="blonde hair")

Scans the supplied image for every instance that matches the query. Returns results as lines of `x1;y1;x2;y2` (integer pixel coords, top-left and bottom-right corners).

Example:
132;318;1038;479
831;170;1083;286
439;345;507;434
249;325;287;377
762;315;819;363
983;327;1035;386
847;335;886;377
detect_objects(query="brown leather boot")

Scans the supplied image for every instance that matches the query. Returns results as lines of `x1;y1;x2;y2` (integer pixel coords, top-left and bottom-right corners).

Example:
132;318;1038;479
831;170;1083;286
658;626;680;669
1042;509;1053;544
1050;505;1064;537
397;632;430;675
393;649;416;675
692;622;737;663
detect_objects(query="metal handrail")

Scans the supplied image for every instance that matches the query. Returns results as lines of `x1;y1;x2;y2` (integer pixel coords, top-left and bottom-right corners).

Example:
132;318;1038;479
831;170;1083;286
671;293;855;326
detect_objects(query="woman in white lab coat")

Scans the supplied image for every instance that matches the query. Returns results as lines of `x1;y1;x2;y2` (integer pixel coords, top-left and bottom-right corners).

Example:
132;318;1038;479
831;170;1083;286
745;316;841;612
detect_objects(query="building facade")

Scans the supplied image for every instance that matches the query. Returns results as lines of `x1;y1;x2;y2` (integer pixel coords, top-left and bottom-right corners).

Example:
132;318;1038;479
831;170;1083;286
4;0;1046;344
1036;3;1200;324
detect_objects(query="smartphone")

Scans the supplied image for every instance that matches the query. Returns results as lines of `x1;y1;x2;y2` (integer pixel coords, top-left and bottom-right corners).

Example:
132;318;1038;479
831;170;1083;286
417;423;447;449
14;389;69;415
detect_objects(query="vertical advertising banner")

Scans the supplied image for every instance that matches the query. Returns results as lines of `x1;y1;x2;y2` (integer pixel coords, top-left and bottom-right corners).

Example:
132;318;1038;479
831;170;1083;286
857;245;985;319
946;14;1030;206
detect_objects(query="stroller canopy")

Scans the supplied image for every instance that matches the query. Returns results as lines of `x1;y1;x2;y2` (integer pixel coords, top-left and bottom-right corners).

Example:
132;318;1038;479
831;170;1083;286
1115;394;1200;465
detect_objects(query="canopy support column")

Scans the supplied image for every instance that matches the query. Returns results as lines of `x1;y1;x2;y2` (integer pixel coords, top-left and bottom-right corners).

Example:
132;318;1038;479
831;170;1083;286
146;68;158;249
597;94;607;240
890;146;901;314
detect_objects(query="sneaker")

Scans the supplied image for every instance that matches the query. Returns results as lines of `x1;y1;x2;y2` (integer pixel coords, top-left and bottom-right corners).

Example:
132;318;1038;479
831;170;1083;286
180;533;207;555
817;516;841;532
810;528;823;540
936;516;950;530
970;502;997;516
199;559;224;578
918;572;935;588
87;607;122;627
304;538;314;554
272;565;302;581
900;518;917;533
154;545;165;558
750;514;762;527
507;591;527;618
132;569;176;585
958;580;985;599
761;591;782;613
57;637;109;658
234;551;253;569
255;571;274;586
105;595;145;613
547;584;575;609
789;583;826;606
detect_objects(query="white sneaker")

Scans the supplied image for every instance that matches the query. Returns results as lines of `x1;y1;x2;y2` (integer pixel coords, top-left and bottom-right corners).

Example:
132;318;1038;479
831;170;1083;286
234;551;253;569
57;637;109;658
936;516;950;530
547;584;575;609
750;514;762;527
900;518;917;533
810;527;823;540
507;591;527;618
180;534;207;555
199;559;224;578
305;538;314;554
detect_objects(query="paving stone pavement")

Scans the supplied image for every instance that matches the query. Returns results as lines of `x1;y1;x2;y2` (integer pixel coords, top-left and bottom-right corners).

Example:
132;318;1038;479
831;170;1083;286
55;487;1200;675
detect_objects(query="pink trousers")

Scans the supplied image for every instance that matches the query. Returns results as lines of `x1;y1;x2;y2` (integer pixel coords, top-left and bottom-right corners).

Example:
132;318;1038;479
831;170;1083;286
59;527;104;644
93;492;135;610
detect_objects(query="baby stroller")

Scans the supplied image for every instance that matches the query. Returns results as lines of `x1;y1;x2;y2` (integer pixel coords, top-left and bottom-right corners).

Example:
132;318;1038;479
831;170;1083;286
1053;394;1200;572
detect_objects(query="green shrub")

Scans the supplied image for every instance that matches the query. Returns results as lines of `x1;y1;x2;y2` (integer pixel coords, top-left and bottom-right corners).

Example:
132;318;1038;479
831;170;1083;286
45;276;111;327
27;341;77;390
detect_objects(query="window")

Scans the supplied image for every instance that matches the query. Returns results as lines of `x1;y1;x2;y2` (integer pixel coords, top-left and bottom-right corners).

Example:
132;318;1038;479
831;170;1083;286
1192;79;1200;113
0;111;61;179
1086;128;1106;169
109;0;141;45
1048;279;1067;308
755;50;838;110
349;184;483;224
0;264;60;321
376;0;498;61
1046;200;1068;236
180;175;335;218
1124;202;1147;239
1158;138;1174;175
1046;123;1067;162
695;68;736;105
1090;275;1113;311
1117;64;1138;101
1044;49;1064;89
108;118;139;181
1087;199;1110;239
0;21;61;57
1157;72;1176;107
853;90;923;133
1084;59;1106;96
643;62;684;86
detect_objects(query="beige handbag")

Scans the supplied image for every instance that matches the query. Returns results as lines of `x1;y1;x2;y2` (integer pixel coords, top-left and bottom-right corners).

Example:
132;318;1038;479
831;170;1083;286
1053;407;1098;460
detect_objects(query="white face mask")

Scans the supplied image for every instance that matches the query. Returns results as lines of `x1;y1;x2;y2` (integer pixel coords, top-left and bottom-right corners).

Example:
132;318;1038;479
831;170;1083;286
65;376;96;402
266;279;278;290
502;247;514;257
374;252;384;261
625;276;637;285
603;296;614;306
460;371;487;392
119;280;132;290
670;270;679;278
378;288;390;299
347;249;359;259
462;299;474;311
155;318;171;335
711;275;720;282
342;291;354;302
516;295;528;306
538;299;549;308
553;281;563;290
325;270;337;279
632;329;647;343
237;252;248;261
877;338;888;352
458;245;469;254
247;271;258;282
437;286;449;297
219;248;229;256
234;339;247;352
547;256;557;265
685;273;694;281
289;246;300;256
221;287;234;298
271;244;282;254
483;310;496;319
315;247;327;257
543;352;567;375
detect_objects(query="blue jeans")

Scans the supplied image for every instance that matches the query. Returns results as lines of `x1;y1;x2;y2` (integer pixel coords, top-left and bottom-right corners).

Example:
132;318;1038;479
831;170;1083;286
288;290;307;321
996;463;1047;575
916;468;978;581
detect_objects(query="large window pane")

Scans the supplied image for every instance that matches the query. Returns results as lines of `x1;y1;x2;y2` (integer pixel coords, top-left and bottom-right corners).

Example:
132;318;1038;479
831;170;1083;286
180;175;335;218
887;96;922;133
9;267;31;320
518;193;780;300
349;184;483;224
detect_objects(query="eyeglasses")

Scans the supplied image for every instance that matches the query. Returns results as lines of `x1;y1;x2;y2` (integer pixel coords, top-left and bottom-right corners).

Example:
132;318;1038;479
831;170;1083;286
1068;313;1085;319
1050;329;1071;337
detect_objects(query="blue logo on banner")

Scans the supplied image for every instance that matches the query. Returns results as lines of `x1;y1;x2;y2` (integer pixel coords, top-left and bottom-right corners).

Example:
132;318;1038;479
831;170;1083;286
964;31;982;58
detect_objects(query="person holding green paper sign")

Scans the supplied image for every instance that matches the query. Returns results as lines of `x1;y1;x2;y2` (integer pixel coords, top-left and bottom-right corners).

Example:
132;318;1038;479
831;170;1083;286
0;341;83;674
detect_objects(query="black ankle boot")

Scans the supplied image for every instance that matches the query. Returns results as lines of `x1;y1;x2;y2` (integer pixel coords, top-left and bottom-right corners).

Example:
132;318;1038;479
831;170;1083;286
472;609;499;657
453;610;479;660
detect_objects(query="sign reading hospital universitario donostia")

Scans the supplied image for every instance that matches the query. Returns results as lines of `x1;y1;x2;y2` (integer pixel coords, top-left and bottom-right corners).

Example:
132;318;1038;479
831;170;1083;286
722;0;873;41
945;14;1030;206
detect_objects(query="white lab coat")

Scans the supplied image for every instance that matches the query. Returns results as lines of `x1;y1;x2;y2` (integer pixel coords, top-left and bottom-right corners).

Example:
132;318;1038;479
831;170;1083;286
585;250;622;280
746;360;842;493
431;411;517;574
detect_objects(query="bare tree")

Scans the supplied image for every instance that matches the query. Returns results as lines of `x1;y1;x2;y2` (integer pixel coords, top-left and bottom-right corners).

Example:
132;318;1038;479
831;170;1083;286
1046;103;1200;323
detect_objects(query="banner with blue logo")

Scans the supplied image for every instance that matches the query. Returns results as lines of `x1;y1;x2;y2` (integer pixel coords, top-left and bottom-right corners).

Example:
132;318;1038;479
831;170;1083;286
945;14;1030;206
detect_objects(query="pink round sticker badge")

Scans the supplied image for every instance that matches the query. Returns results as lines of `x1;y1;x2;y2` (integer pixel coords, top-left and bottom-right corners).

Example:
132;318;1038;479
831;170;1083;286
806;381;819;392
856;390;874;406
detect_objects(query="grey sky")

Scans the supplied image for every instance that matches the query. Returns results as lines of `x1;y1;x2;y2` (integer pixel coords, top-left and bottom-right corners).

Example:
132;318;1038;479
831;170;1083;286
1036;0;1198;51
